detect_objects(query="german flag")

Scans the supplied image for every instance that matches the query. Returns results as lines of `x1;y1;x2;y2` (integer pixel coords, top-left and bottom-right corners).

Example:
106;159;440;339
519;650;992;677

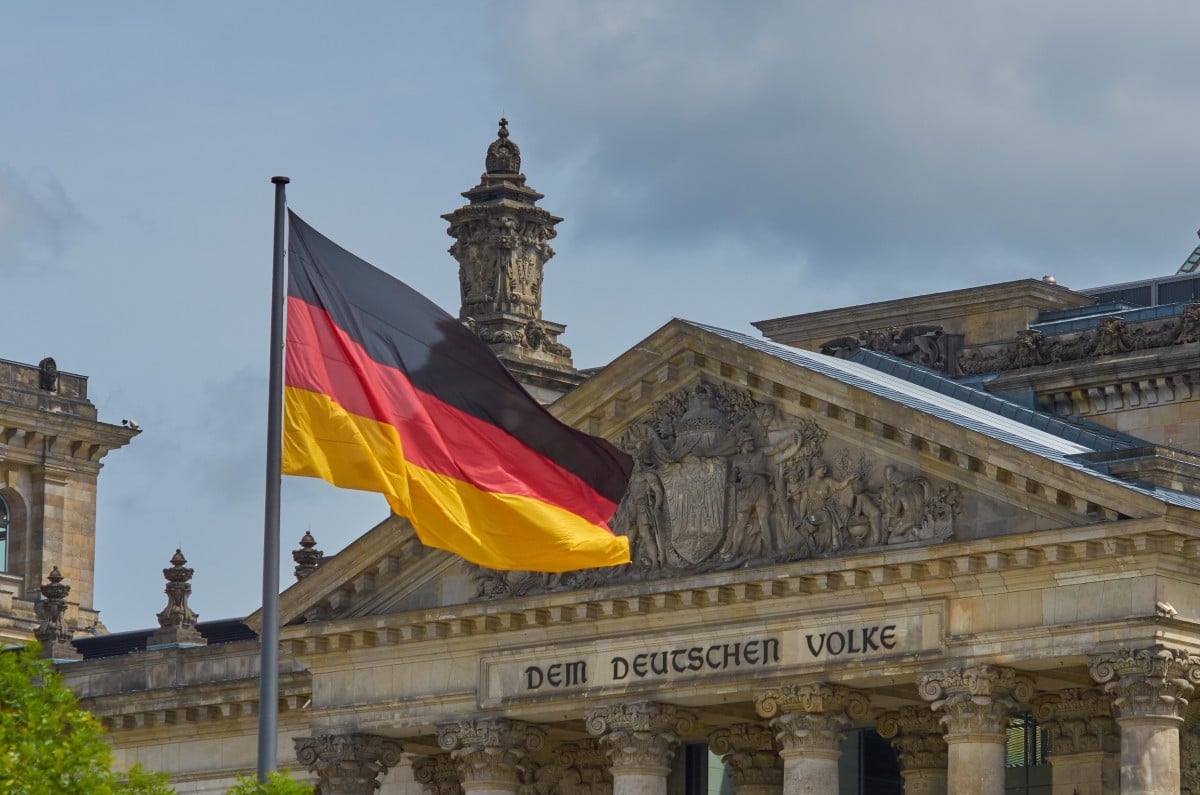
282;212;632;571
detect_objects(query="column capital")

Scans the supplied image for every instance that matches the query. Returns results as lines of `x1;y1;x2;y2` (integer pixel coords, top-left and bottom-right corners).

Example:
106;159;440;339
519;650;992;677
1089;646;1200;722
876;706;948;772
585;702;696;775
917;664;1034;738
294;733;403;795
538;741;611;795
708;723;783;788
437;718;546;789
412;754;464;795
1030;687;1119;755
755;684;870;756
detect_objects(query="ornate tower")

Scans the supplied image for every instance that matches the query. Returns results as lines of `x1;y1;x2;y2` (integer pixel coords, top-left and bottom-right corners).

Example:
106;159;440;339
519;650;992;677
443;119;584;403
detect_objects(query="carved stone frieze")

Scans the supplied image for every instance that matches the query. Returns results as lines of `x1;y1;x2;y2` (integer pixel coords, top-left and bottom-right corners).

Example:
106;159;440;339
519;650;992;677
708;723;783;787
437;719;546;787
585;702;696;773
876;706;948;772
412;754;464;795
957;304;1200;375
821;324;949;370
294;733;403;795
468;381;961;600
917;665;1034;736
1030;687;1119;755
1089;646;1200;722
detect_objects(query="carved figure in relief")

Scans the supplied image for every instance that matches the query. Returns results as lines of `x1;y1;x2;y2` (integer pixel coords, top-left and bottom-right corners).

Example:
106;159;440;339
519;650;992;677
803;464;859;552
723;435;774;559
1176;305;1200;344
881;465;930;541
624;455;665;569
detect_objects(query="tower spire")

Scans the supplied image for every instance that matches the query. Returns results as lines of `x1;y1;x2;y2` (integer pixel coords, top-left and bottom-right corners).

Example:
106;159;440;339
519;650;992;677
443;119;584;403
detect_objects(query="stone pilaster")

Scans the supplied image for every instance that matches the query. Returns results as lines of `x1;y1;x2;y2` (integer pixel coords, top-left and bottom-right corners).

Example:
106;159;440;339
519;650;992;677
917;665;1033;795
412;754;464;795
1031;687;1119;795
437;719;546;795
294;733;403;795
755;683;870;795
1090;646;1200;795
708;723;783;795
585;702;696;795
876;706;948;795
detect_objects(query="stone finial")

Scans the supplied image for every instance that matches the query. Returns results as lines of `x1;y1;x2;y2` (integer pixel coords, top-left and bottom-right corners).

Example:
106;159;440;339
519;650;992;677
148;549;205;648
293;531;324;580
295;733;403;795
35;566;81;661
486;117;521;174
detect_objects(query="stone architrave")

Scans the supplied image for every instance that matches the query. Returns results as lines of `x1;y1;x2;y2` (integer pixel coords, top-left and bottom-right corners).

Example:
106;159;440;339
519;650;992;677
1090;646;1200;795
1030;688;1119;795
584;702;696;795
294;733;403;795
917;665;1034;795
437;719;546;795
707;722;783;795
876;706;948;795
754;683;871;795
412;754;464;795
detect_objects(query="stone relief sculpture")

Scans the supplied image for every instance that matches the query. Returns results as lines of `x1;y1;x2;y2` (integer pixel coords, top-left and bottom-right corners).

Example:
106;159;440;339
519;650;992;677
957;305;1198;375
467;381;961;601
821;325;948;370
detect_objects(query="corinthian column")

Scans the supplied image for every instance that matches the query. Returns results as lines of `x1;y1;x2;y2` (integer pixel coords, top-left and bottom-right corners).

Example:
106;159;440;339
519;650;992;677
412;754;464;795
1030;688;1119;795
585;702;697;795
917;665;1033;795
294;733;403;795
876;706;948;795
755;683;870;795
437;719;546;795
1090;646;1200;795
708;723;783;795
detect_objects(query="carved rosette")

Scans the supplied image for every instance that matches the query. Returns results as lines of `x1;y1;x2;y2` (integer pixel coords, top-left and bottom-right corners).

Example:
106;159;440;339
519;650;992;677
437;719;546;788
294;733;403;795
708;723;783;788
917;665;1034;738
412;754;464;795
585;702;697;775
755;684;870;754
875;706;948;772
1089;646;1200;722
1030;688;1119;756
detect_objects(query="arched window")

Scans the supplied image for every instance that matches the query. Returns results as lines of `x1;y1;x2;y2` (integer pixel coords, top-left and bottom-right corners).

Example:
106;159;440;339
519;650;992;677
0;495;8;572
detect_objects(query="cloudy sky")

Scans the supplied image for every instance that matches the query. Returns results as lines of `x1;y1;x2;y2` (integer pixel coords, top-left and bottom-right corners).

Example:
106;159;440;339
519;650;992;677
4;2;1199;631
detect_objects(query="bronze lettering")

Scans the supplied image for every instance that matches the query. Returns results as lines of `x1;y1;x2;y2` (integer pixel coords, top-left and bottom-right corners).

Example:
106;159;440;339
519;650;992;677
525;666;544;690
650;652;668;675
827;631;845;655
763;637;780;663
633;653;649;677
706;645;723;669
744;640;759;665
612;656;629;680
687;648;703;671
880;625;897;649
671;649;689;673
861;626;879;651
723;642;741;668
805;634;826;656
547;663;562;687
564;660;587;686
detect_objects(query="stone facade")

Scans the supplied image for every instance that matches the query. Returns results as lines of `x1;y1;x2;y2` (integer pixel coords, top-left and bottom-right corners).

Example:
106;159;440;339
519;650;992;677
44;125;1200;794
0;356;137;646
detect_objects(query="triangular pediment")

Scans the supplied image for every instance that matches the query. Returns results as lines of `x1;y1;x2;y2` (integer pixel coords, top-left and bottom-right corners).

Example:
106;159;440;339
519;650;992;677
265;318;1186;625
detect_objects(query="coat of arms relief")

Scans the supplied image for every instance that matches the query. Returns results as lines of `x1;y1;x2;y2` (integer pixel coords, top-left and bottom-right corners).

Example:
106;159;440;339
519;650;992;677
468;381;960;600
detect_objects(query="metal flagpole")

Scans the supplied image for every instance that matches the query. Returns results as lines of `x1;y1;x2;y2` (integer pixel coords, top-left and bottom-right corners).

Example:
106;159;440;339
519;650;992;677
258;175;289;782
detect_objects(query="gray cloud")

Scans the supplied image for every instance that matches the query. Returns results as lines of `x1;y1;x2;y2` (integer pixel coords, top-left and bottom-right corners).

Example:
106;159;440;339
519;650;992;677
0;166;82;271
492;1;1200;286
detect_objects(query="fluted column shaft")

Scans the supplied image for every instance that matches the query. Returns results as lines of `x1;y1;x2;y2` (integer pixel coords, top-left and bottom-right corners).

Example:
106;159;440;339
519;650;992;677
1031;688;1119;795
876;706;948;795
1090;647;1200;795
586;702;696;795
755;684;870;795
918;665;1033;795
437;719;545;795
